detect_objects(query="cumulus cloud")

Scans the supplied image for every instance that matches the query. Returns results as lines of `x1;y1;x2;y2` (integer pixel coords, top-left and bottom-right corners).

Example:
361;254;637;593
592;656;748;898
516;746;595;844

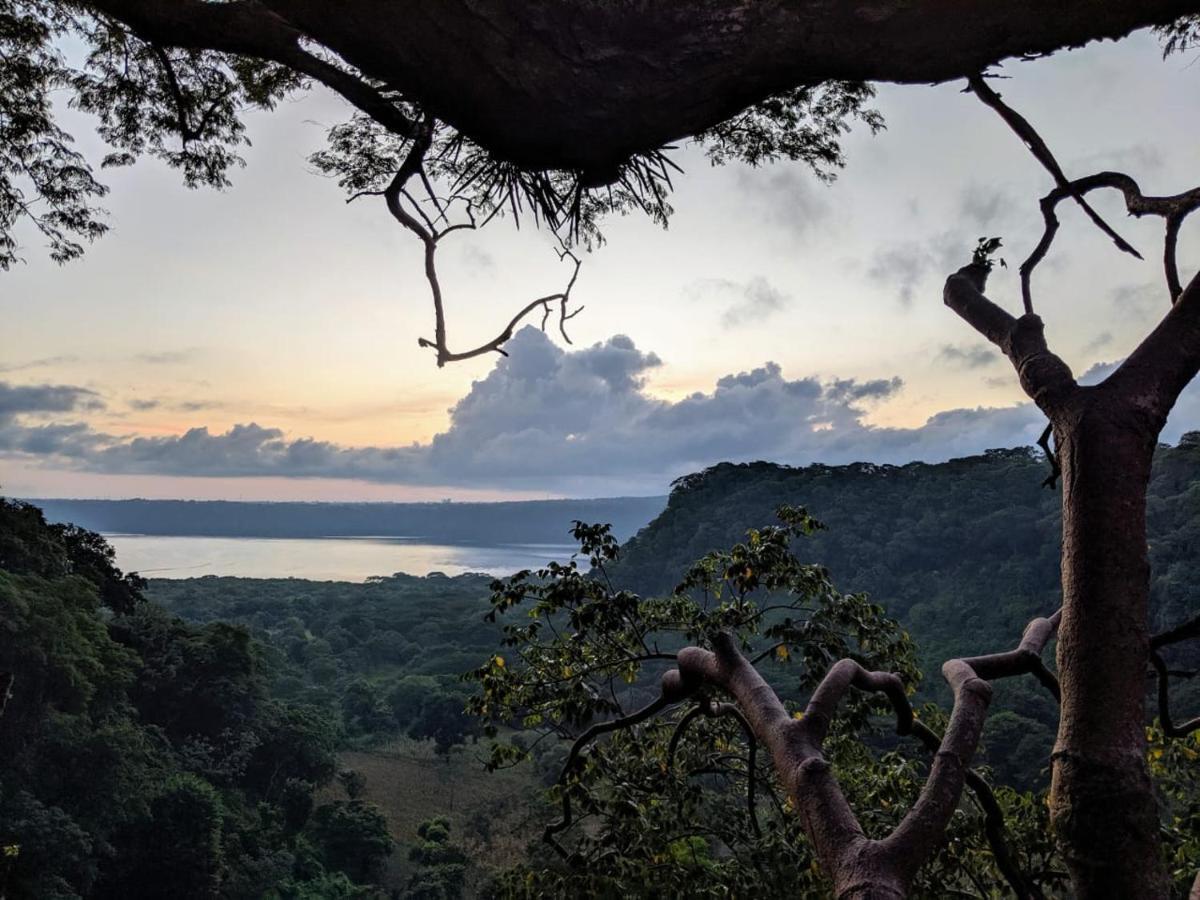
937;343;998;369
5;328;1200;494
0;383;102;418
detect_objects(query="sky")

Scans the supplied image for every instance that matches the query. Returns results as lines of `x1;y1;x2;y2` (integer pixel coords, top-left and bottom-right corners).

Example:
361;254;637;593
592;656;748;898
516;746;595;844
2;30;1199;500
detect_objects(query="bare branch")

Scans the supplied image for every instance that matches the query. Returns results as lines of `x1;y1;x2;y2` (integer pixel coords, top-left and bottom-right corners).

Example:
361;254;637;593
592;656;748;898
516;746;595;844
382;136;586;367
543;692;675;859
1152;612;1200;650
968;74;1141;315
943;265;1077;415
1150;614;1200;739
0;672;11;720
1023;172;1200;310
658;610;1062;896
1150;651;1200;739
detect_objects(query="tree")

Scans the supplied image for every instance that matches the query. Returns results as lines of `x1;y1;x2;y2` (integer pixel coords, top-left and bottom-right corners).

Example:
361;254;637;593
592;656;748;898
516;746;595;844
471;517;1194;896
6;3;1200;896
406;818;468;900
304;800;393;885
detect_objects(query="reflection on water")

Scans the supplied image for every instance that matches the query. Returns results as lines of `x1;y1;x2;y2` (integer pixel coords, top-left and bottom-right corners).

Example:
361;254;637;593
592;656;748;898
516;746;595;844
105;534;579;582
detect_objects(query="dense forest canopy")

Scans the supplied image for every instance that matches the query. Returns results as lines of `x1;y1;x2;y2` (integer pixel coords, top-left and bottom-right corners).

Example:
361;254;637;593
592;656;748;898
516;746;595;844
10;439;1196;895
0;497;398;898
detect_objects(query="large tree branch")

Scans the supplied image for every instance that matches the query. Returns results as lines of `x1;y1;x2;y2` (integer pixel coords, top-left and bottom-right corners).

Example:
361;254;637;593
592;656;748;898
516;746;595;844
82;1;1198;178
83;0;418;138
1108;267;1200;429
659;614;1061;898
943;265;1078;415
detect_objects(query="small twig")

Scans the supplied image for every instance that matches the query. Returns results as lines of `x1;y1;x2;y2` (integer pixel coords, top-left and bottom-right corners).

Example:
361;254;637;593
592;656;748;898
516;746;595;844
384;136;586;367
1150;651;1200;738
0;672;12;719
1037;424;1061;490
544;694;674;858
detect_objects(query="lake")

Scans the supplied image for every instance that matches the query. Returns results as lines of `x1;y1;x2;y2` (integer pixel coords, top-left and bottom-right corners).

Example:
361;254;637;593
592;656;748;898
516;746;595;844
105;534;580;582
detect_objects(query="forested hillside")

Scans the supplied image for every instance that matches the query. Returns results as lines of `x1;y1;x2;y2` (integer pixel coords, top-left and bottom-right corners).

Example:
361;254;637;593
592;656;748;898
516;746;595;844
0;499;396;899
610;437;1200;786
32;497;665;543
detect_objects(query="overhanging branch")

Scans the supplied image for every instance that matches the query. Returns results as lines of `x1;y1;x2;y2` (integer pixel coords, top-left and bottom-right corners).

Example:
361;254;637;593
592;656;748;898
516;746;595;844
380;130;586;367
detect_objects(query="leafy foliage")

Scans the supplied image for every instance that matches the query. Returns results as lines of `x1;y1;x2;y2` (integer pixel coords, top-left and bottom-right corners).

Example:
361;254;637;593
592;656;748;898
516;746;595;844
1;0;884;262
0;0;109;269
611;441;1200;790
695;80;883;178
1157;15;1200;56
0;496;394;897
0;0;298;267
466;511;1072;897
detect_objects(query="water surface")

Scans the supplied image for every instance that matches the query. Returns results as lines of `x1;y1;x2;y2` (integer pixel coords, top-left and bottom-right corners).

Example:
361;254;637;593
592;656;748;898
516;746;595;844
106;534;579;582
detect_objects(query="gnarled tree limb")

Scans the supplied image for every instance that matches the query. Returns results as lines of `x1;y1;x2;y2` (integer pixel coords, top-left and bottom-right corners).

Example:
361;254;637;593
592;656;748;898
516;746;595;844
943;265;1077;416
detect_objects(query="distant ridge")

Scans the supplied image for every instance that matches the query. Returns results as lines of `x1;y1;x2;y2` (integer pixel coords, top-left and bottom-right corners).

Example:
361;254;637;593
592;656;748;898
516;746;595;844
24;496;667;544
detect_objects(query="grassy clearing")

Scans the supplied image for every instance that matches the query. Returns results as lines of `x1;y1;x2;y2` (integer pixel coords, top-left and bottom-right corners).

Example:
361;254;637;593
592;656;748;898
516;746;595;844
325;737;548;894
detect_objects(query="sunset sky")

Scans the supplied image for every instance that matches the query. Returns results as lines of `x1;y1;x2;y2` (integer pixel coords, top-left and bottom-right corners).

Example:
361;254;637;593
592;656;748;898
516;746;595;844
3;29;1198;500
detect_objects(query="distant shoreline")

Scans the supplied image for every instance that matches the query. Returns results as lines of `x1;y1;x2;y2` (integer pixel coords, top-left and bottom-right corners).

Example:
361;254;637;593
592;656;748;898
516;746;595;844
23;495;667;544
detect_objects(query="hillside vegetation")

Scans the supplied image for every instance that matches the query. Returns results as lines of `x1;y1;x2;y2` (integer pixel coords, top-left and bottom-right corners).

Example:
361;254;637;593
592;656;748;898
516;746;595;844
610;439;1200;786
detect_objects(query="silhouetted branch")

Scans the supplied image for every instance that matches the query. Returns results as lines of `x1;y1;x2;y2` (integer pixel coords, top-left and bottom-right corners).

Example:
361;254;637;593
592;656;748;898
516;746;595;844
968;74;1140;314
1037;424;1060;490
1150;615;1200;739
0;672;11;719
381;130;585;367
1022;172;1200;310
544;692;674;859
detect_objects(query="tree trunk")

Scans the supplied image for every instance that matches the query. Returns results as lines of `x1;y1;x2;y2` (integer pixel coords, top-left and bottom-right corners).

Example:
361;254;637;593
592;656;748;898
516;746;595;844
1049;390;1167;897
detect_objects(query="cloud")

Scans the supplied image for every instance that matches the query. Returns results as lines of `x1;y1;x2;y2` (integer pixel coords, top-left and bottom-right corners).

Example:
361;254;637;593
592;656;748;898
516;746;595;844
958;185;1017;230
457;243;496;274
937;343;998;369
1083;332;1113;353
135;349;199;365
866;243;932;306
0;355;79;374
128;398;160;411
688;277;791;327
1072;143;1165;174
6;329;1200;494
0;383;102;419
735;166;832;238
1111;282;1165;321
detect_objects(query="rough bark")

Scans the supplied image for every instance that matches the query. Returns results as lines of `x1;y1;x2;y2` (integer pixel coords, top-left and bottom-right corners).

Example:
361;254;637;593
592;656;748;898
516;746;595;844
81;1;1198;176
944;266;1200;898
651;621;1060;898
